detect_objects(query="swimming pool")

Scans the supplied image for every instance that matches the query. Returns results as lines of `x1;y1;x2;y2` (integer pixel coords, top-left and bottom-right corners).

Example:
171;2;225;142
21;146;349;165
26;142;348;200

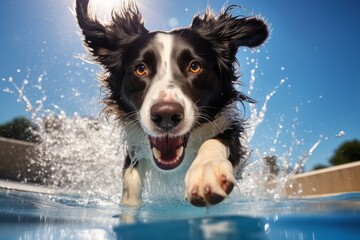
0;188;359;240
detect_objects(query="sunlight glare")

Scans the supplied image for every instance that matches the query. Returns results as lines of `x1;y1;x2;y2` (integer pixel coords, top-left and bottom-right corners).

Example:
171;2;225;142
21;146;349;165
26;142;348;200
89;0;125;20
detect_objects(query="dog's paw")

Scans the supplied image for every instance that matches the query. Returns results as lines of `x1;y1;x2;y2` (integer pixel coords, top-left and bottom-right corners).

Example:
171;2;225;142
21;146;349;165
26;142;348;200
184;157;236;207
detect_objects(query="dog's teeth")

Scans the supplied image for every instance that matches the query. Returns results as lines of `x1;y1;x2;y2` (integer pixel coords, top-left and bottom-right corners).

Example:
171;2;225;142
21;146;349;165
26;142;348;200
152;147;161;160
176;146;184;158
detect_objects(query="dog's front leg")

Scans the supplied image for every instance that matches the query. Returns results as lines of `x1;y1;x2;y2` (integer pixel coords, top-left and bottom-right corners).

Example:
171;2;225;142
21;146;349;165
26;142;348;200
184;139;237;206
121;167;142;207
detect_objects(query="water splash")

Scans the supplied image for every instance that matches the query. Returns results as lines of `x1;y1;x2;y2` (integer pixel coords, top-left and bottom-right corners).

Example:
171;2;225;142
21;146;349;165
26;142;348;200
3;71;123;204
247;67;288;143
234;50;325;200
2;50;324;205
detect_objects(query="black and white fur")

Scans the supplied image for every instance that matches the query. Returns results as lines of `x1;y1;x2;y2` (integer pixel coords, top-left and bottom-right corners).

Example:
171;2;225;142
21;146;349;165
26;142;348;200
76;0;268;207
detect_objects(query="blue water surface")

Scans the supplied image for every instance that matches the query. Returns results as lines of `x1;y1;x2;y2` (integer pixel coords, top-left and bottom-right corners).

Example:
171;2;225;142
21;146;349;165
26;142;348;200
0;188;359;240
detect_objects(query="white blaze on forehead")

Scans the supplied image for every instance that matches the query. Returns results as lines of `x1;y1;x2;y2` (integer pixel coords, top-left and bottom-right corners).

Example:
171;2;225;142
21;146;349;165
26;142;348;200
154;32;174;82
144;32;175;101
138;32;196;136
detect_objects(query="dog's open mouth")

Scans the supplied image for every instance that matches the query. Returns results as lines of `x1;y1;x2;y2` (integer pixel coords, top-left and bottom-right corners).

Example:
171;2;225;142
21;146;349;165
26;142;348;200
149;135;188;170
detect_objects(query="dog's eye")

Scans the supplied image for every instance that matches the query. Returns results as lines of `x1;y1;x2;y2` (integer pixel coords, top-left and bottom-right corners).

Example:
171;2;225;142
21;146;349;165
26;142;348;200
189;62;202;73
135;64;147;76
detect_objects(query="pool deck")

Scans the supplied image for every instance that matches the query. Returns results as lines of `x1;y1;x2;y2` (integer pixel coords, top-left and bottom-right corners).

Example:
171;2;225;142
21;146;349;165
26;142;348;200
0;179;57;194
1;137;360;197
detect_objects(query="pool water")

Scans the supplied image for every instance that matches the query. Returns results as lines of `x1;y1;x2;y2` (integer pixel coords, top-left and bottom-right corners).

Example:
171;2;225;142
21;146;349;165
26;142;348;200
0;188;359;240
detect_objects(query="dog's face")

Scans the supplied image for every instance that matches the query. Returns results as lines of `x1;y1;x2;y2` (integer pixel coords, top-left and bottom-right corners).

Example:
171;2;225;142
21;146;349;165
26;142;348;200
121;30;225;170
76;1;268;171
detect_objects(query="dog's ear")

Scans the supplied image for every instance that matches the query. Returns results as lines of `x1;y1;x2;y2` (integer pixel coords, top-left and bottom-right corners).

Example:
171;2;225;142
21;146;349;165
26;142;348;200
76;0;148;68
191;6;269;61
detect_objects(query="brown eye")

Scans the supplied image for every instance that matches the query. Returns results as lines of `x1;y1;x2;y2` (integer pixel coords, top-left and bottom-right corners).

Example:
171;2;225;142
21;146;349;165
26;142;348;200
189;61;202;73
135;64;147;76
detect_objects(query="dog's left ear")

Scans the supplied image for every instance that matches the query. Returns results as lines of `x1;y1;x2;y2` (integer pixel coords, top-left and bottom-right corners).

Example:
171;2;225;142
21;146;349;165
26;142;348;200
191;6;269;59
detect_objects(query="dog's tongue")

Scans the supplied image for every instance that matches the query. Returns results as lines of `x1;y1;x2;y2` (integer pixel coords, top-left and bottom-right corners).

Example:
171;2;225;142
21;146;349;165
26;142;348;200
149;135;187;170
151;136;180;159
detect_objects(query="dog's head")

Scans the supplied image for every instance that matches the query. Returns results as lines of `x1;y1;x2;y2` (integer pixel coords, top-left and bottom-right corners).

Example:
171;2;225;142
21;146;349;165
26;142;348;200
76;0;269;170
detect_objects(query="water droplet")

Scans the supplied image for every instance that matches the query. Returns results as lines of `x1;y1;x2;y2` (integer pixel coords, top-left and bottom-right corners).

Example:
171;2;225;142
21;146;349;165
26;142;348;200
264;223;270;232
335;131;345;138
3;87;12;93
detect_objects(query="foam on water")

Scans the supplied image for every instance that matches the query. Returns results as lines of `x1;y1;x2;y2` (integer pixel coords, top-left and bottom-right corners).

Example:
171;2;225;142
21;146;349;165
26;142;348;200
2;50;322;206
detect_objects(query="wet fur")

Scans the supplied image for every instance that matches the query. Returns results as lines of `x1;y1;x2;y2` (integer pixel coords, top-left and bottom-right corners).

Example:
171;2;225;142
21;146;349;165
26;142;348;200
76;0;268;206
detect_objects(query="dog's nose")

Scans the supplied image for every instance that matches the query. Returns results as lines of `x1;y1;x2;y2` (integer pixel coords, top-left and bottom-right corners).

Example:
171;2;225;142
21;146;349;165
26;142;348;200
150;102;184;131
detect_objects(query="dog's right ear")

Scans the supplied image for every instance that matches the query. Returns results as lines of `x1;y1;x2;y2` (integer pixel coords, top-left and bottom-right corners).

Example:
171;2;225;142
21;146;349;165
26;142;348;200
75;0;148;68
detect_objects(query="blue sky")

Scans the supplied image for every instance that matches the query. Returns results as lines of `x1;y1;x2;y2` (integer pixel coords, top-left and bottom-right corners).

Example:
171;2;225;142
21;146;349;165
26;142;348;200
1;0;359;171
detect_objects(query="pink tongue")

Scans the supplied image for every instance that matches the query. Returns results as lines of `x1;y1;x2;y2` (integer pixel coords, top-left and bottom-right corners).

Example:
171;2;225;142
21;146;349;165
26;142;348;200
150;136;182;161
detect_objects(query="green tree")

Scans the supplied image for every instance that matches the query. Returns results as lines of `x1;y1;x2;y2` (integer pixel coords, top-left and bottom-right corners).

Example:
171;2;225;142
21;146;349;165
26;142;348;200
0;117;38;142
264;156;279;176
329;139;360;166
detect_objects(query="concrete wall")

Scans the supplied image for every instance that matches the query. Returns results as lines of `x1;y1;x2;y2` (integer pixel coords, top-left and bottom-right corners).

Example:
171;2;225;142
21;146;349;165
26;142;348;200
285;161;360;197
0;137;40;182
1;137;359;196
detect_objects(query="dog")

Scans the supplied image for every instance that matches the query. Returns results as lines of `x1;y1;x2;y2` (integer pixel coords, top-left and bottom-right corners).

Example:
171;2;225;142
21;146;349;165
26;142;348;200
75;0;268;207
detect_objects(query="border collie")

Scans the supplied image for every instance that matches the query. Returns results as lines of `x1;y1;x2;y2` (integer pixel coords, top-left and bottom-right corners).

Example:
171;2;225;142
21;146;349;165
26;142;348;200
76;0;268;207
